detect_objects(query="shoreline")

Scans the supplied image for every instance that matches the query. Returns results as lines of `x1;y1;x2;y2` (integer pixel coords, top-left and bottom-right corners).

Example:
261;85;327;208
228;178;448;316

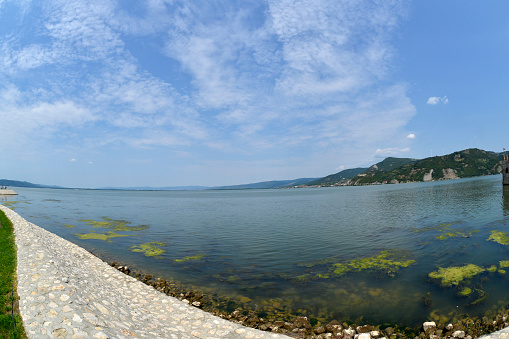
2;205;286;339
3;204;509;338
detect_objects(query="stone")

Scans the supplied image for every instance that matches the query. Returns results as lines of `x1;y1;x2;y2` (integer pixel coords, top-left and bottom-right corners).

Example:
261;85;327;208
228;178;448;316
453;330;465;338
422;321;436;332
356;333;371;339
446;323;454;331
344;328;356;336
52;328;68;338
294;316;312;329
357;325;374;334
314;325;326;334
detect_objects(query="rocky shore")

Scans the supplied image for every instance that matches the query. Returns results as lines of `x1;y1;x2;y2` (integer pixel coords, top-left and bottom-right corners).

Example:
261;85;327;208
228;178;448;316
3;203;509;339
110;264;509;339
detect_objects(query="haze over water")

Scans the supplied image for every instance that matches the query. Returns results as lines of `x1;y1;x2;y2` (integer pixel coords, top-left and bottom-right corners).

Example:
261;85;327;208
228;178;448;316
3;175;509;328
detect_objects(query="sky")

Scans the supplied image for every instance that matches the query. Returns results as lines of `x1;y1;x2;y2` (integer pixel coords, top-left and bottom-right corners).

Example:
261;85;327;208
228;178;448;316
1;0;509;188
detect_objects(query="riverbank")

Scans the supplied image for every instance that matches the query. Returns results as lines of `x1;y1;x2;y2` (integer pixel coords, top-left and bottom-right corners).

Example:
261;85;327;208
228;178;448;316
0;205;287;338
3;202;509;338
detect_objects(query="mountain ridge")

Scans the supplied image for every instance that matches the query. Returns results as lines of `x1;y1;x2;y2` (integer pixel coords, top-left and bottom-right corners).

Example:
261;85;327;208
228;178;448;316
2;148;507;190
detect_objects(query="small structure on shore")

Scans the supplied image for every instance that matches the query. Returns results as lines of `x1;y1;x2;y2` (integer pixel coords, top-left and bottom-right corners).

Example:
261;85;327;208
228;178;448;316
503;155;509;185
0;188;17;195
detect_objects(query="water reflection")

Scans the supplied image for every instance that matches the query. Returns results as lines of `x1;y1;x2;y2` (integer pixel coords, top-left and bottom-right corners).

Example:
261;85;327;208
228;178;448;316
503;186;509;217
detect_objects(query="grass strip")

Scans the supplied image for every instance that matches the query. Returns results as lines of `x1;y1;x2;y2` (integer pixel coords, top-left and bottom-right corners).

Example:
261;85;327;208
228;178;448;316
0;209;27;339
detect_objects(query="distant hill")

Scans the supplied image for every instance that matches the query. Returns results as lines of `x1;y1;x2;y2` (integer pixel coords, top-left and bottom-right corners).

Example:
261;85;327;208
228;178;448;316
306;168;368;186
352;148;502;185
3;148;505;190
98;186;210;191
215;178;318;190
0;179;64;189
366;157;417;172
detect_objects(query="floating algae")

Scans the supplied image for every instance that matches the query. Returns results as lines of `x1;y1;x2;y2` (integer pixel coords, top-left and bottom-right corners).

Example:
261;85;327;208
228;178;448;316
428;264;485;287
63;224;75;229
487;265;498;273
458;287;473;297
412;222;458;233
292;250;416;283
130;242;167;257
468;289;488;307
1;201;30;210
73;231;133;242
79;217;149;232
435;228;478;240
332;250;415;278
499;260;509;268
412;222;478;240
175;254;206;263
487;230;509;245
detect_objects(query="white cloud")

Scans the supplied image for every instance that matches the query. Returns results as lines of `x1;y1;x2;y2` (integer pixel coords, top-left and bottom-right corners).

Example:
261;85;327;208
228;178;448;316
407;133;416;139
0;0;418;186
69;158;77;162
0;85;95;145
427;96;448;105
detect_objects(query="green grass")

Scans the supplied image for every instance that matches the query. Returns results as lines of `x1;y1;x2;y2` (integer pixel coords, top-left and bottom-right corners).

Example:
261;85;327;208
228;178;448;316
0;209;27;339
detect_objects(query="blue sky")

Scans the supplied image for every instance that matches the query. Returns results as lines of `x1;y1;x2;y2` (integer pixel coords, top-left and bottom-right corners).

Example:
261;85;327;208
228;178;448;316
1;0;508;188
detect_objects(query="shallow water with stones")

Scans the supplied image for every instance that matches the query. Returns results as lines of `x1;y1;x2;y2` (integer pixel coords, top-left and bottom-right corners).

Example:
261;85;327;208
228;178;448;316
3;175;509;329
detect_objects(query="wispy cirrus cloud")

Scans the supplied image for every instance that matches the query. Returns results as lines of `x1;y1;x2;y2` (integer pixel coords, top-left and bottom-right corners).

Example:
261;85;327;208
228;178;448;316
0;0;417;185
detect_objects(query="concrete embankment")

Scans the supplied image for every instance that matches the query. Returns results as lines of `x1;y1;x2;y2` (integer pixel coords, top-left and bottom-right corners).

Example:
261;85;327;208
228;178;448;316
0;189;17;195
1;205;287;339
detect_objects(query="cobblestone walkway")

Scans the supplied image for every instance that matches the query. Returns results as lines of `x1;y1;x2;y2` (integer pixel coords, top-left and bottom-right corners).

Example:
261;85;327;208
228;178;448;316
1;206;288;339
481;328;509;339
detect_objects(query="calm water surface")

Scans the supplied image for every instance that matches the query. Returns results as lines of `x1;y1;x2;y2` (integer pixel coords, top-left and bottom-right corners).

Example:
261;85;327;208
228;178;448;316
3;175;509;328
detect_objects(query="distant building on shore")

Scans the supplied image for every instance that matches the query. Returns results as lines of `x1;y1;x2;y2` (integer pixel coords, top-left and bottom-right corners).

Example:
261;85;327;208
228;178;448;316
503;154;509;185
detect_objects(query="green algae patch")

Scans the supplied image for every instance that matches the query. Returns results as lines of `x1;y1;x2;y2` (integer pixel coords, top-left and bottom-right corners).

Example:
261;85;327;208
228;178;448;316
174;254;206;263
130;242;167;257
1;200;30;210
293;274;315;284
436;232;458;240
79;217;149;232
458;287;472;297
469;289;488;307
435;229;478;240
487;230;509;245
499;260;509;268
63;224;75;229
412;222;478;240
226;275;242;283
73;231;133;242
428;264;485;287
332;250;415;278
487;265;498;273
412;222;456;233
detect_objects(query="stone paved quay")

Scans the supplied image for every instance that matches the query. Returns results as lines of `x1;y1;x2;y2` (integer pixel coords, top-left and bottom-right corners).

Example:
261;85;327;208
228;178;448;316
1;205;288;339
481;328;509;339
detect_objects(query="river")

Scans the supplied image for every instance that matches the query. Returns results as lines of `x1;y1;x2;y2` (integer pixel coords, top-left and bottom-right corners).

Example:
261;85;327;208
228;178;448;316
3;175;509;328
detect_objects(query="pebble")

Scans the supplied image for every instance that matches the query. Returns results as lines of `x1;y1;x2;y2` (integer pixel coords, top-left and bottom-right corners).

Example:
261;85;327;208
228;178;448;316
1;206;287;339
